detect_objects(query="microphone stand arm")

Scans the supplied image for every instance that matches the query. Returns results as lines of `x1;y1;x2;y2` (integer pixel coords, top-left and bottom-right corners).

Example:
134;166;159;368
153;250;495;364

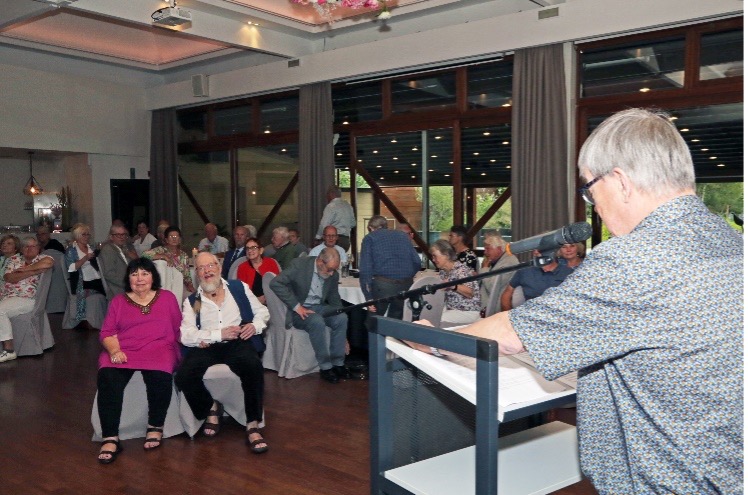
329;255;554;321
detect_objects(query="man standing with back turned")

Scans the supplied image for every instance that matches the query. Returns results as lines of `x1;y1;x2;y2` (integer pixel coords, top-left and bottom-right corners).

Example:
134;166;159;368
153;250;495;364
315;185;356;251
359;215;421;320
413;109;743;494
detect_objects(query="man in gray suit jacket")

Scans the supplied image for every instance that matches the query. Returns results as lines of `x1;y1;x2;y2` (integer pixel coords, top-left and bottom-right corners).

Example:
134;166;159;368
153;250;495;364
270;247;350;384
99;224;137;300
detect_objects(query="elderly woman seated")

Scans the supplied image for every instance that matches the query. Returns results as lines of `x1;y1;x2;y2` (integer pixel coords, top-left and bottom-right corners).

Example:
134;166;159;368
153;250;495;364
429;239;481;325
236;237;281;304
0;234;21;280
96;257;182;464
65;223;107;331
0;237;53;363
143;226;196;295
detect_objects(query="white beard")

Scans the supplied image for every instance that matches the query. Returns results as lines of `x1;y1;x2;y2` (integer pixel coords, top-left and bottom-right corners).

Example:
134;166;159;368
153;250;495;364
200;279;221;294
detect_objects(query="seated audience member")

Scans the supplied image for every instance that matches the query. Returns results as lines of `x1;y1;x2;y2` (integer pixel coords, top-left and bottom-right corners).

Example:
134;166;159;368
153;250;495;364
269;248;350;384
500;256;573;311
0;235;21;280
236;238;281;304
150;221;170;249
315;185;356;251
557;242;586;269
143;226;196;295
66;223;106;331
429;239;481;324
95;258;182;464
198;223;229;256
132;222;157;257
359;215;421;319
36;225;65;253
479;232;519;309
288;228;308;253
0;237;54;363
308;226;348;265
448;225;478;272
100;224;137;299
269;226;304;270
175;253;270;454
221;226;250;279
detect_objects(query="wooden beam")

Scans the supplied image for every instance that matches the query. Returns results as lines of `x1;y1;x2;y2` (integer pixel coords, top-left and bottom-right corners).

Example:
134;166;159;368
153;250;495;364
467;186;511;239
177;174;210;225
257;172;299;239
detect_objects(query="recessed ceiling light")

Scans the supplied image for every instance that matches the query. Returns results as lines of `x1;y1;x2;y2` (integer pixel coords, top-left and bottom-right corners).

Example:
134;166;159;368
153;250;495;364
431;155;437;158
281;148;287;152
336;152;343;156
483;132;491;136
411;163;417;166
444;174;450;177
342;121;350;125
506;165;511;169
680;128;689;132
717;163;725;167
490;159;496;163
434;136;442;140
376;165;382;168
639;87;651;93
391;139;397;143
691;139;700;142
263;130;270;134
465;167;472;170
502;141;509;145
481;172;486;176
412;147;418;151
373;150;379;154
393;157;398;160
473;152;480;156
701;148;709;151
502;102;512;107
394;170;399;173
428;169;434;172
709;156;717;160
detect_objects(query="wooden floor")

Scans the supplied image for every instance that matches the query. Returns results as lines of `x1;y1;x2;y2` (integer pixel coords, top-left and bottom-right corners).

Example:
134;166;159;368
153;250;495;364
0;314;597;495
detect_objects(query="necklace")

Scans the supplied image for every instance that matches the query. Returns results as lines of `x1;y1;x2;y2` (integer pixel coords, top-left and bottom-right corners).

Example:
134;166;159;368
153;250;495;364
125;290;160;315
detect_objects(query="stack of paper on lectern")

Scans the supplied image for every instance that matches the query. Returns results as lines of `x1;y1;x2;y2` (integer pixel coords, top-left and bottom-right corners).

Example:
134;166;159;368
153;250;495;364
386;338;576;421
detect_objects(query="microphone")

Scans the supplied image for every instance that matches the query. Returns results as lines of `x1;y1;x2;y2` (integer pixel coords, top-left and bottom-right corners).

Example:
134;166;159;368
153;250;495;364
505;222;592;257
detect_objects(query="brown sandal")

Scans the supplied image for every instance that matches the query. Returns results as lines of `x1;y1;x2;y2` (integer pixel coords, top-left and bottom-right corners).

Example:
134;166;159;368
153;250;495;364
246;427;269;454
202;403;223;437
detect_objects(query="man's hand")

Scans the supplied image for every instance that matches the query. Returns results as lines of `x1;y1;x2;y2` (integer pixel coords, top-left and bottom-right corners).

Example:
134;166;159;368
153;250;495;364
221;325;241;340
295;306;315;320
238;323;257;340
403;320;436;354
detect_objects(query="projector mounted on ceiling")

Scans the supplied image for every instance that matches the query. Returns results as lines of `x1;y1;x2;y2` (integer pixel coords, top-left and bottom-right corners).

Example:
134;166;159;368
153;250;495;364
152;1;192;28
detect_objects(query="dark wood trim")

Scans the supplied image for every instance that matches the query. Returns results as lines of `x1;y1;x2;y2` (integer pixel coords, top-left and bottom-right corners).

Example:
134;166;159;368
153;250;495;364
177;174;210;225
451;123;463;225
467;186;511;240
257;172;299;239
351;161;430;255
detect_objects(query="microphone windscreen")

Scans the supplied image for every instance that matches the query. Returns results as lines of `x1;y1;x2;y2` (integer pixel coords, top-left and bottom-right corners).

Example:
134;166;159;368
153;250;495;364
563;222;592;244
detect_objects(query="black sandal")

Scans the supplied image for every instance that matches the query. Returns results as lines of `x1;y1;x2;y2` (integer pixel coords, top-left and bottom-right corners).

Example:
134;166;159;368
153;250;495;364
98;439;122;464
246;427;269;454
202;403;223;437
144;427;163;450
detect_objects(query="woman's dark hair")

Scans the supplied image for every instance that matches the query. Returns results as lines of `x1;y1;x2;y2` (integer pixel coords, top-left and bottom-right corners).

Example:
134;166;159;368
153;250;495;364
449;225;469;244
164;226;181;239
123;257;162;291
244;237;262;250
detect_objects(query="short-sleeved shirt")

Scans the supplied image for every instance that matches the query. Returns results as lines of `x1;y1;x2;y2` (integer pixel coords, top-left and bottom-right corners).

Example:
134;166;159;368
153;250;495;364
2;253;52;299
508;263;572;300
509;195;743;493
440;261;481;312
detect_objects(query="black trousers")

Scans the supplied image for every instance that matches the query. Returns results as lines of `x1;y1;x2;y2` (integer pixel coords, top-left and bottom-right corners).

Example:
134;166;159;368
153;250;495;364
174;339;264;424
97;367;173;439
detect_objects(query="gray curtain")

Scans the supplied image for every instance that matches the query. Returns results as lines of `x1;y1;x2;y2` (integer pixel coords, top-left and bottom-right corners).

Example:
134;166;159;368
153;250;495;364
298;82;334;245
149;108;179;228
511;44;568;246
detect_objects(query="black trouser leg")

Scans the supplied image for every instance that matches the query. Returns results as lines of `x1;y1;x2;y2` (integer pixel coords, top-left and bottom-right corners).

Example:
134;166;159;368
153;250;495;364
97;367;135;438
174;348;220;421
141;370;174;428
223;340;265;424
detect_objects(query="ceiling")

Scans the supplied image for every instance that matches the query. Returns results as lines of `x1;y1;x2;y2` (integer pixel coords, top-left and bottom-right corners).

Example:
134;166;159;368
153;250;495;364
0;0;560;88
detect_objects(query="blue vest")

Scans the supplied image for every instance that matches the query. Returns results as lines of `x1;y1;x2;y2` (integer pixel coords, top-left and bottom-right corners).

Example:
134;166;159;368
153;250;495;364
187;280;265;353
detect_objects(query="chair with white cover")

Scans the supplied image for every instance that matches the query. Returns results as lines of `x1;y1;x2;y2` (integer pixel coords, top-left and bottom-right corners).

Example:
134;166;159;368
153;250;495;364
91;371;184;441
227;257;245;280
43;249;68;313
262;272;326;378
60;255;108;330
402;276;445;327
511;286;526;308
153;259;184;302
11;269;55;356
178;363;265;437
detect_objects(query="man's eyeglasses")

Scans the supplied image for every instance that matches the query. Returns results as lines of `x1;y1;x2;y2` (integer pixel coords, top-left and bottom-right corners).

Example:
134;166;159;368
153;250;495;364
578;175;604;206
196;262;218;273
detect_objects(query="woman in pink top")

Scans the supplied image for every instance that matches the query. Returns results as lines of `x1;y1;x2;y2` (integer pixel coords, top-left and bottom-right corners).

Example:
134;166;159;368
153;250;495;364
96;257;182;464
236;237;280;304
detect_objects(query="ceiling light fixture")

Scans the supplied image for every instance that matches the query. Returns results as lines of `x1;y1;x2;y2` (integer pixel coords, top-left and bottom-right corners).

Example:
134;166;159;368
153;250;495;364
23;151;44;196
291;0;391;23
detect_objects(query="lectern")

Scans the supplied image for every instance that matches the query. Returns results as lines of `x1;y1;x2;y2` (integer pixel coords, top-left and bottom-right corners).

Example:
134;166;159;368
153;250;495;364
369;316;582;495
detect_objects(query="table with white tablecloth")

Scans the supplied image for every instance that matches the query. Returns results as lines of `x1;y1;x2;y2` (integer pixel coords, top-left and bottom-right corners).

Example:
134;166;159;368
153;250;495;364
337;270;438;306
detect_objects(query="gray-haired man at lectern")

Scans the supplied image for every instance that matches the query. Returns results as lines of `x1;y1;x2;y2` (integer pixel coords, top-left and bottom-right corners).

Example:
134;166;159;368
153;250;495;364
411;108;743;494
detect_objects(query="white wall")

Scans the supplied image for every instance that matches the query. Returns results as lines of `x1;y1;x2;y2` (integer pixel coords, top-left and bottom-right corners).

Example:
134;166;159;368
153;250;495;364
0;62;150;241
145;0;742;109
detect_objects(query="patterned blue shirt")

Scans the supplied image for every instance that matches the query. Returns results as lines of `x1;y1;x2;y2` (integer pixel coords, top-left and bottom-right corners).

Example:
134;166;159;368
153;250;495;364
359;229;422;300
510;195;743;494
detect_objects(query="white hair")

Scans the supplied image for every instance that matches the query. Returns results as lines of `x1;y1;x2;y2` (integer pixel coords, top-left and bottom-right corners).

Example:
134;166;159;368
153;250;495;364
578;108;695;196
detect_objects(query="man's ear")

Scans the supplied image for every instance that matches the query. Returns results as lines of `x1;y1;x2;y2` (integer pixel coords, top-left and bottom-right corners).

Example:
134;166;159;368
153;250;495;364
610;167;633;203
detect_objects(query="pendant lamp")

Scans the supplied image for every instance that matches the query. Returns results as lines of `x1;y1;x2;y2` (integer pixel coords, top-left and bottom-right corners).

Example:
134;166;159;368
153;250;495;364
23;151;44;196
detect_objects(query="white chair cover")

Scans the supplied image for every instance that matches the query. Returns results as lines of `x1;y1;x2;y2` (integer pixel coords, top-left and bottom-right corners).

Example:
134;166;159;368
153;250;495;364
178;364;265;437
402;276;445;327
511;286;526;308
227;258;245;280
90;371;184;441
96;254;115;302
12;269;55;356
43;249;68;313
60;255;107;330
262;272;326;378
153;259;184;302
